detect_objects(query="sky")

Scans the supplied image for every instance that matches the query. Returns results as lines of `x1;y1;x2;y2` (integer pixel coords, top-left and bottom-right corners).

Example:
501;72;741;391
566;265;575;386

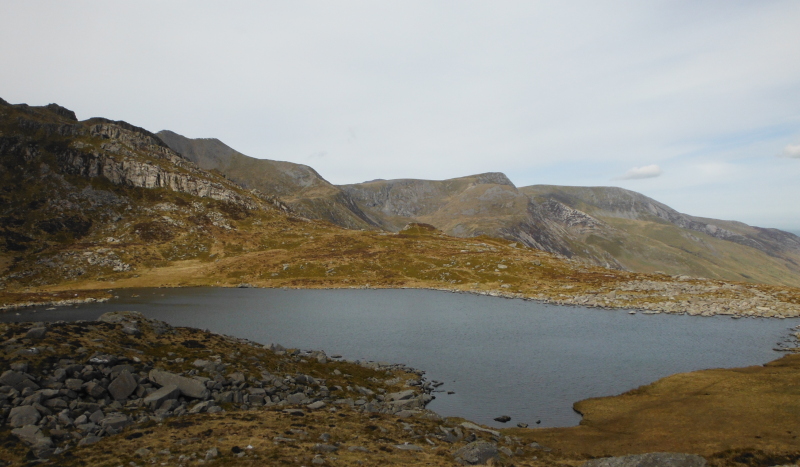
2;1;800;231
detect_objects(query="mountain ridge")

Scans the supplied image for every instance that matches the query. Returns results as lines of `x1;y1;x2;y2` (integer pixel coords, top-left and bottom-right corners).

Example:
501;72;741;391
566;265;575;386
154;130;800;287
156;130;380;230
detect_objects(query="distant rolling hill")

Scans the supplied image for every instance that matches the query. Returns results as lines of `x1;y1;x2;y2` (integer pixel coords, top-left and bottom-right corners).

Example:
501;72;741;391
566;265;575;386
158;132;800;288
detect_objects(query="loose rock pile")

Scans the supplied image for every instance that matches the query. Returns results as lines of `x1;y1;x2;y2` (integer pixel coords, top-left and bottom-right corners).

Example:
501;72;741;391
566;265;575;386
0;312;435;461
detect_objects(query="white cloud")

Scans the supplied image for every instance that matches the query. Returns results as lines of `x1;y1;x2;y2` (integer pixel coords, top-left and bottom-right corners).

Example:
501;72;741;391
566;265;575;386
614;164;663;180
782;143;800;158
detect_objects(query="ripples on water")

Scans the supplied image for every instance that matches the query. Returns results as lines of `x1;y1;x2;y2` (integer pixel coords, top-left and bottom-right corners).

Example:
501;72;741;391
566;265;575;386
3;287;795;428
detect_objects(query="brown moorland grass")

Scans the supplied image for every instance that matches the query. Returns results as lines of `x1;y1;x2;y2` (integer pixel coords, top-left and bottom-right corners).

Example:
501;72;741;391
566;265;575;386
512;354;800;459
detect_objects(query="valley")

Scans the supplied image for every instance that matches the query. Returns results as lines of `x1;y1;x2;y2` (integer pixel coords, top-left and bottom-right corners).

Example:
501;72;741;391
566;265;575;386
1;97;800;466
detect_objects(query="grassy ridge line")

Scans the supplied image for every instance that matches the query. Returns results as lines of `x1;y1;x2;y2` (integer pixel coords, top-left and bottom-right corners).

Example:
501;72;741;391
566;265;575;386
3;217;800;319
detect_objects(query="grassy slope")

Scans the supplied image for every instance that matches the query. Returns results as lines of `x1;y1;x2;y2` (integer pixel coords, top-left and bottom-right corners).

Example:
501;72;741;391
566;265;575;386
522;186;800;288
340;174;531;234
521;354;800;459
590;218;800;287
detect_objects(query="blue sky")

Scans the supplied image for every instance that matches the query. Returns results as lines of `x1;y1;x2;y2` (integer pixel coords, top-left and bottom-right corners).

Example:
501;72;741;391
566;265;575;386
2;1;799;230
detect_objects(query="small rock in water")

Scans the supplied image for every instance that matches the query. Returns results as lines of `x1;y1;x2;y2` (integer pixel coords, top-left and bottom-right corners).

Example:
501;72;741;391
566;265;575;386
517;422;528;428
494;415;511;423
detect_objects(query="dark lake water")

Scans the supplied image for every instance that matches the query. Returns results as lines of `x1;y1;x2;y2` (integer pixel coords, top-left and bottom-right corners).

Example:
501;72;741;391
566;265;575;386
3;288;796;428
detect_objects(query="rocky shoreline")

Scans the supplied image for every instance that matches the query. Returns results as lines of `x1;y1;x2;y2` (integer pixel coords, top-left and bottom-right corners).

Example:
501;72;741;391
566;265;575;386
0;312;434;457
5;276;798;321
244;280;800;319
0;297;110;313
2;311;547;465
1;301;799;466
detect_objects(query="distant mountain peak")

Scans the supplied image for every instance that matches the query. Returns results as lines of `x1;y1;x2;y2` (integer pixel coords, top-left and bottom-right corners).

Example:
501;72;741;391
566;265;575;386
45;103;77;121
470;172;515;187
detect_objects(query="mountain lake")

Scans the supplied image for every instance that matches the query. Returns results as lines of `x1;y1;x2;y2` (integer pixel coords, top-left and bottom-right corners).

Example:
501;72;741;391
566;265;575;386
3;287;797;428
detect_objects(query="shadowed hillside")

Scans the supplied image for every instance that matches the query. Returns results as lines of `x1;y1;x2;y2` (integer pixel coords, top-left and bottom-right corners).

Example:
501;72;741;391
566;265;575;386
157;130;379;230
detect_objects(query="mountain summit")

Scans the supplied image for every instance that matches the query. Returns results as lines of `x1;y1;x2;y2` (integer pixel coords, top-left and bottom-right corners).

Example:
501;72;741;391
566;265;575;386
153;134;800;287
157;130;378;230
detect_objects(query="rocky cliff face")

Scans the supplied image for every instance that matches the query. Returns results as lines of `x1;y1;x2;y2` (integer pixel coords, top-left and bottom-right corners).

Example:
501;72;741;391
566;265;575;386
0;99;292;287
157;130;378;230
12;98;797;287
336;176;800;285
1;103;269;212
524;185;800;261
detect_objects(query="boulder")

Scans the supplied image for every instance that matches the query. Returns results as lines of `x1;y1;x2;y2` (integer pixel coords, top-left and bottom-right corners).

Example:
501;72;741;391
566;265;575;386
100;412;133;430
307;401;326;410
190;401;215;414
385;389;415;402
287;393;307;404
143;384;181;407
83;381;107;399
88;353;118;365
98;311;145;324
11;425;53;451
108;370;137;400
581;453;707;467
149;369;210;399
65;378;84;391
89;410;105;424
0;370;38;391
296;374;316;385
394;443;423;451
460;422;500;437
25;327;47;339
247;395;265;406
43;398;68;410
454;441;498;465
78;435;102;446
8;405;41;427
121;324;140;336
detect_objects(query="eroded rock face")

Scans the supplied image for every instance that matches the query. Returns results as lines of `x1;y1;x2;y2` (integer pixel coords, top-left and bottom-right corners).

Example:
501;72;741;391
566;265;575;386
56;148;260;210
581;452;707;467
